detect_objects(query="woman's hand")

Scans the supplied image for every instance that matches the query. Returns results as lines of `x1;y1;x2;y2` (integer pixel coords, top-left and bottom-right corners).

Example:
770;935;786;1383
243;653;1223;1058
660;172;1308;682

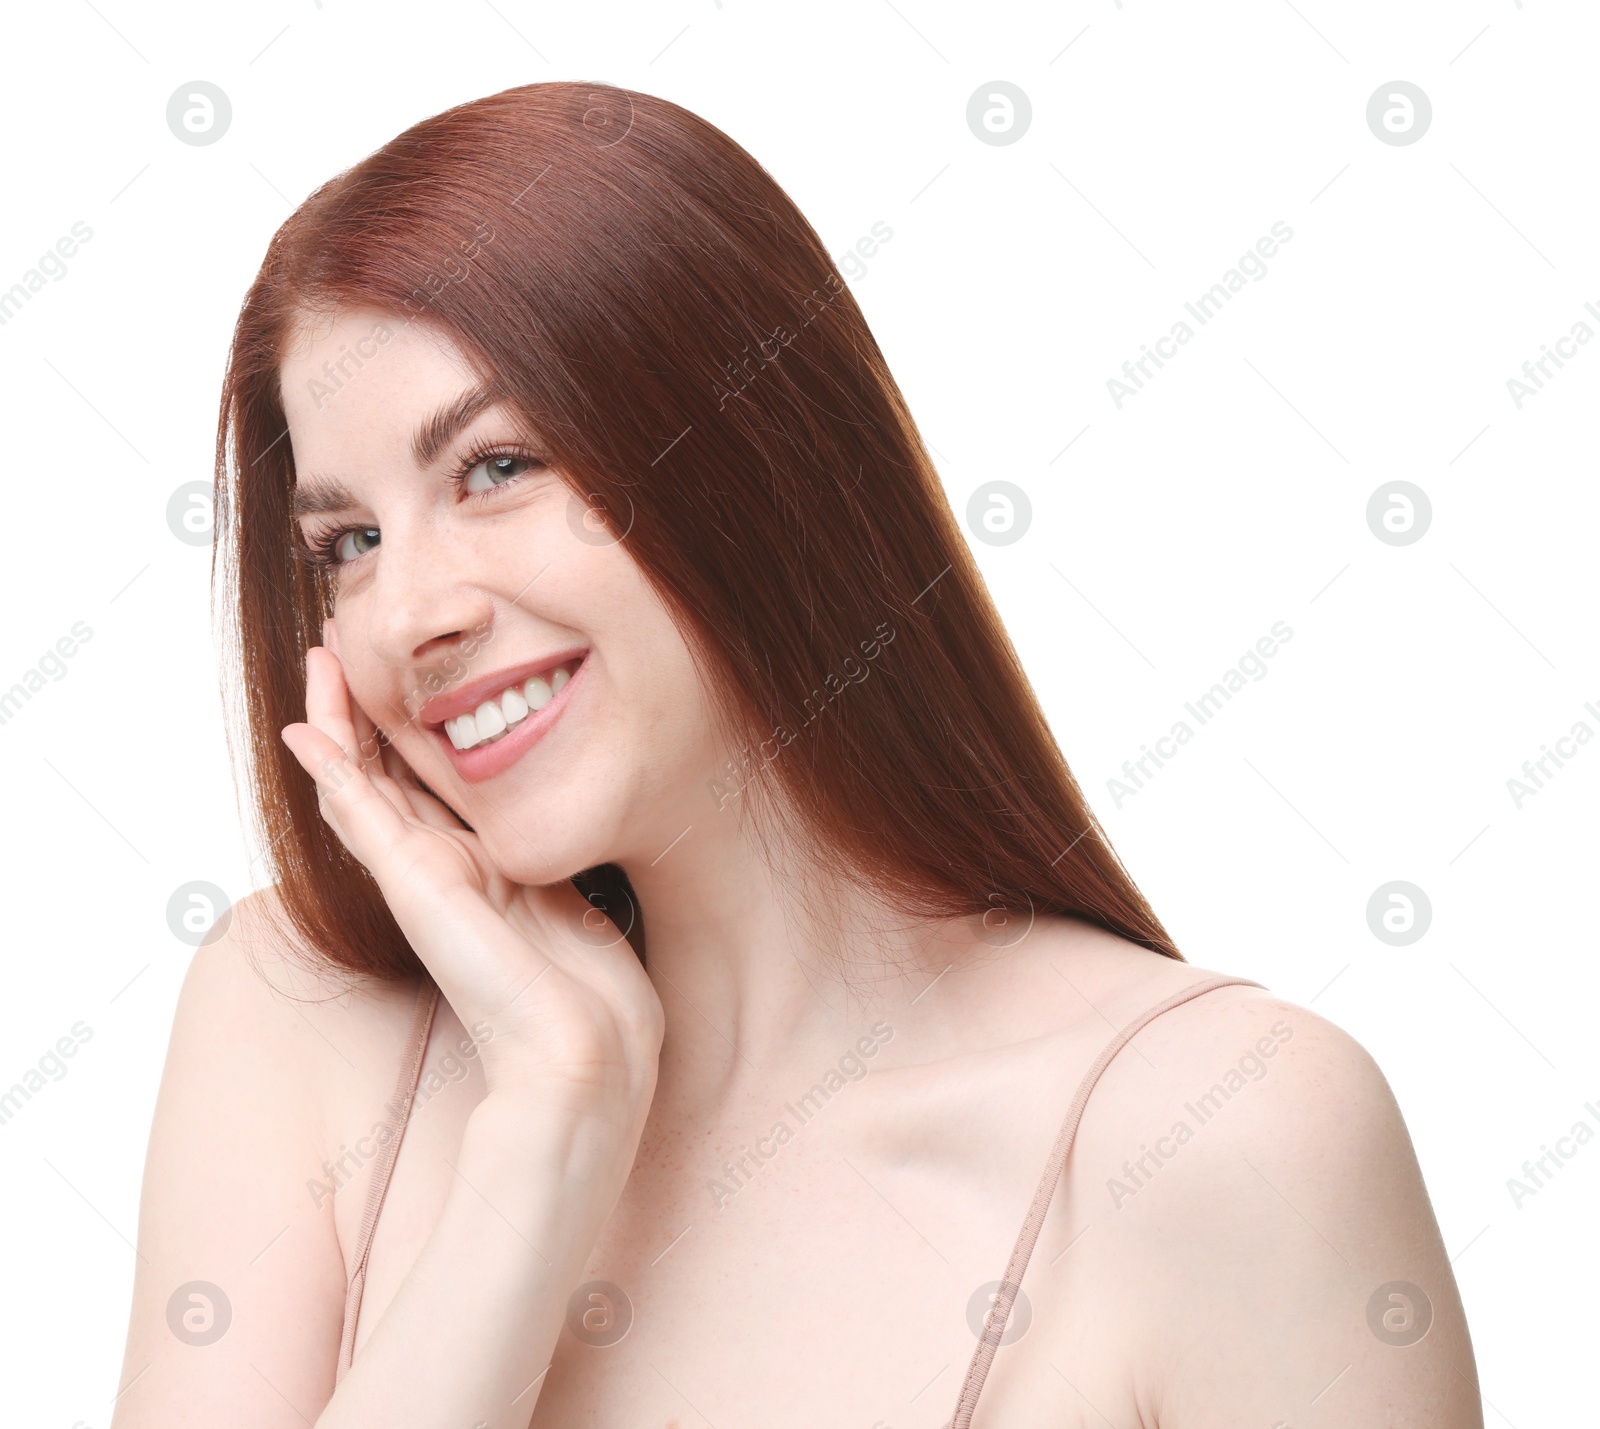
279;621;664;1145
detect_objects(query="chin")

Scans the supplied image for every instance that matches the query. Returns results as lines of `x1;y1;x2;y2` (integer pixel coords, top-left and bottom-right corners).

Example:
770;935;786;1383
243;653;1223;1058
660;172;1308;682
472;806;621;890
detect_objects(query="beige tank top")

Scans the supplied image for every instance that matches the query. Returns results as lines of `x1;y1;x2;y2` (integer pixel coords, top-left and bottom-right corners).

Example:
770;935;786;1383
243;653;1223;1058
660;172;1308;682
336;972;1265;1426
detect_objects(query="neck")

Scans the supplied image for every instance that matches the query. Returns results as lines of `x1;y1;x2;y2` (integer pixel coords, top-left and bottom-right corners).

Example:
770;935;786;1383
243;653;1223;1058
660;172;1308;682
613;788;970;1105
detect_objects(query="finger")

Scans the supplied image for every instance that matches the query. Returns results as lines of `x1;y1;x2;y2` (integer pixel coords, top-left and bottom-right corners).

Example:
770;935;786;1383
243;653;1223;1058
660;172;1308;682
320;616;386;772
299;643;466;848
347;681;390;776
378;728;442;799
371;737;468;833
304;645;364;765
360;738;445;828
398;780;471;833
280;720;415;869
379;732;412;788
322;621;419;781
362;743;425;824
330;669;460;834
304;646;403;812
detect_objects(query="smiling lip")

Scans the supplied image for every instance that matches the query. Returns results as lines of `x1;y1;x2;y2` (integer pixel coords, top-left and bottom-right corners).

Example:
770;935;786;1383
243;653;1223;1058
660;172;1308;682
417;648;589;729
423;650;588;784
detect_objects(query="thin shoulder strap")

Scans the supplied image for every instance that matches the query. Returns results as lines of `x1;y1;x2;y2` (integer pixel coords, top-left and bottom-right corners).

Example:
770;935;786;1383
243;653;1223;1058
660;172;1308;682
335;976;441;1384
946;973;1266;1429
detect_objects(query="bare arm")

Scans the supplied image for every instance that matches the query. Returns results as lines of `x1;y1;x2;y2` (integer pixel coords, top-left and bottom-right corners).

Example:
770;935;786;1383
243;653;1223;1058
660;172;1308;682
318;1097;629;1426
1069;988;1482;1429
112;635;663;1427
110;893;355;1427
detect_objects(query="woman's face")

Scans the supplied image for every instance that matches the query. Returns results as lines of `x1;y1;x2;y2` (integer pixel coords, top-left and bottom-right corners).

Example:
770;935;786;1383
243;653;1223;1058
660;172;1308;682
278;305;721;884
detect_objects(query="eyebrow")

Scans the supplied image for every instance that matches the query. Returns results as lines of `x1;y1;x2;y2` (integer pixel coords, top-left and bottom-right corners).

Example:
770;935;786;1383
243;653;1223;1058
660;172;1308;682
289;381;506;520
412;382;501;468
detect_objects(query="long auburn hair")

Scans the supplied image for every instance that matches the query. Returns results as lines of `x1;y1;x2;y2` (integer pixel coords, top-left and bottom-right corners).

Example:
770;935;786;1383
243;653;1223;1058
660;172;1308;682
213;80;1180;980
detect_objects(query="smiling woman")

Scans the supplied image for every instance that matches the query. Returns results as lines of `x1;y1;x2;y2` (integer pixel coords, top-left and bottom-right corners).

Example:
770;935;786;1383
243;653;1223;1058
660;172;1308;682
111;81;1481;1429
213;79;1181;982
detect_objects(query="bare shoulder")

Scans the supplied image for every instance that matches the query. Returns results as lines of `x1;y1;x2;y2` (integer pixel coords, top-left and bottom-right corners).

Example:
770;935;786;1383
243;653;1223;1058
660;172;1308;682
161;886;429;1174
184;886;426;1099
111;886;423;1428
1037;934;1483;1428
181;882;418;1032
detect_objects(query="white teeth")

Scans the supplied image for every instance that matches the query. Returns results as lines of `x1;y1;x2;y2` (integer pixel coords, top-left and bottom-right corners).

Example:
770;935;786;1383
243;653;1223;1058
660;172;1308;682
445;660;577;752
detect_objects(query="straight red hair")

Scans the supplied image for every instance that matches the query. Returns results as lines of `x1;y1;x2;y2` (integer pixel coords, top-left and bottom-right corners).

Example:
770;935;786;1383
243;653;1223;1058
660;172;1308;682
213;81;1181;979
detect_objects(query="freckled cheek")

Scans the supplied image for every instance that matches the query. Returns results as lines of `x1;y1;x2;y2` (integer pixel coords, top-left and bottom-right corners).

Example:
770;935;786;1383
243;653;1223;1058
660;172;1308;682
326;587;388;672
336;657;444;755
471;491;583;566
462;521;546;580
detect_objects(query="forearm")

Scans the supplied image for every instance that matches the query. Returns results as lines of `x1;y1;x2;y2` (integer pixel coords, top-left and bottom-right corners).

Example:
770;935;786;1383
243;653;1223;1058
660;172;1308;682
315;1098;629;1429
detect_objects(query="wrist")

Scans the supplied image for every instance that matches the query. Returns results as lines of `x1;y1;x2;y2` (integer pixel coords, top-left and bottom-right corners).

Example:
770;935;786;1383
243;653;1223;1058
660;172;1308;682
464;1089;640;1190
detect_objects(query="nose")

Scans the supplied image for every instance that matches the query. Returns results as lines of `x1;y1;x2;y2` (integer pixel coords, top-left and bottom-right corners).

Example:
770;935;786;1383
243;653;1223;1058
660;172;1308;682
355;518;496;683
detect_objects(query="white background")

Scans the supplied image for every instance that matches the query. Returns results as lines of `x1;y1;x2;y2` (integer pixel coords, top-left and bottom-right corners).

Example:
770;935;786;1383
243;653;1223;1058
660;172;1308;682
0;0;1593;1423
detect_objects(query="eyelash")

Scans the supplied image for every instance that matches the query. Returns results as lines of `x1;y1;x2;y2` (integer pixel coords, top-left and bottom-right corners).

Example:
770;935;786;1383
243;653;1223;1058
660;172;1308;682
297;442;550;571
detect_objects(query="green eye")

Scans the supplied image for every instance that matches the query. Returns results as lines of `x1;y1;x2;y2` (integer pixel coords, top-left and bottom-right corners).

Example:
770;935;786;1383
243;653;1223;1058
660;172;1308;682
463;454;536;495
335;528;380;562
